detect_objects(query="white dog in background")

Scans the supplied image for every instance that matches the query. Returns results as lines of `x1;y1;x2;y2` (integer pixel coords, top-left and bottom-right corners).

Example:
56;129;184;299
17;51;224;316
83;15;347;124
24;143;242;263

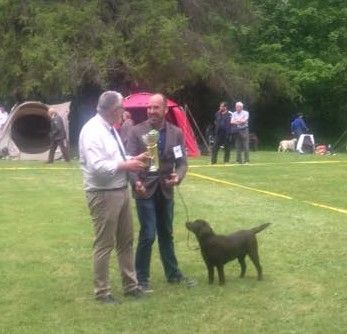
278;138;297;152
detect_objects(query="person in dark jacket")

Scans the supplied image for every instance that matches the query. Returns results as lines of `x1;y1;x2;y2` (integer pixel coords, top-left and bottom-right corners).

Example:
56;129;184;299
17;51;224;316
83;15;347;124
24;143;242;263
127;93;195;292
47;108;70;163
119;111;134;150
211;102;232;164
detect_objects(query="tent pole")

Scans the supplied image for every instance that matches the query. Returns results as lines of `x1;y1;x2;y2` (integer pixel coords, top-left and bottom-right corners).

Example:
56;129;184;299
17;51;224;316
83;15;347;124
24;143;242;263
184;104;210;154
332;129;347;150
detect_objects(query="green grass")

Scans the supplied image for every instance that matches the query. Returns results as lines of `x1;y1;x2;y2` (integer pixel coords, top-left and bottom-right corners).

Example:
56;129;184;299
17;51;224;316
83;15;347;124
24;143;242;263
1;152;346;334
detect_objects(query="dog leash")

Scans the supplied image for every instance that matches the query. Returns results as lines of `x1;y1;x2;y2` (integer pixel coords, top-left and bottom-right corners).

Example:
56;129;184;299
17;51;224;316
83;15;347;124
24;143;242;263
176;186;199;251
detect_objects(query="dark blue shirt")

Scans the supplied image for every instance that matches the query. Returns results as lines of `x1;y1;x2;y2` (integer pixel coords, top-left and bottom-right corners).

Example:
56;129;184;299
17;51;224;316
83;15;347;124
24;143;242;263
291;117;308;137
215;111;231;135
158;126;166;157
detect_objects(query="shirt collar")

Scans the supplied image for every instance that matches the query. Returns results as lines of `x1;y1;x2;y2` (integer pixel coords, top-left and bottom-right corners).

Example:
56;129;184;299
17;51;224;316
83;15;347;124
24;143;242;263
148;119;166;132
96;113;114;132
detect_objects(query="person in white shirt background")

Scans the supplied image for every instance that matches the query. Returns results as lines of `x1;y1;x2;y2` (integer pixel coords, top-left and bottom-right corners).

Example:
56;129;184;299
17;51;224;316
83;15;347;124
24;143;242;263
79;90;149;304
0;106;9;132
230;101;250;164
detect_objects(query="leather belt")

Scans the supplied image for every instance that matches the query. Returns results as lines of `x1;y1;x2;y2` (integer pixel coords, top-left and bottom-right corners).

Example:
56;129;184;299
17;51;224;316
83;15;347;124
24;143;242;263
87;186;128;192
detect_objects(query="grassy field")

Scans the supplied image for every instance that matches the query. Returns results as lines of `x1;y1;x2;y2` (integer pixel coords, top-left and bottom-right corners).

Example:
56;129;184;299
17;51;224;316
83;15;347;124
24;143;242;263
0;152;346;334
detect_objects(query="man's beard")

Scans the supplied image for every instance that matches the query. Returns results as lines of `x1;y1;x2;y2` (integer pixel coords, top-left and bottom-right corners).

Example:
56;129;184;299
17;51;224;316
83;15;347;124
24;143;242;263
148;116;163;128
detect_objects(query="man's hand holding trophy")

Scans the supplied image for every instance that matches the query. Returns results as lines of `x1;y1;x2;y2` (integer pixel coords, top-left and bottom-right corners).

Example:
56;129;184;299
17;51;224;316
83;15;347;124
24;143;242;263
142;129;160;173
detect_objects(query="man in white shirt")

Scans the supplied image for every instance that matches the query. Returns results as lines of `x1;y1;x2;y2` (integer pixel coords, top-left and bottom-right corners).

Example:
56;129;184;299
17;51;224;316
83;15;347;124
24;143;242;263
79;91;149;304
230;101;250;164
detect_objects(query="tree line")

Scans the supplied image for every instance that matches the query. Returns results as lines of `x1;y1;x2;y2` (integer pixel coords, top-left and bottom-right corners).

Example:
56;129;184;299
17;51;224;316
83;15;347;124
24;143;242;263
0;0;346;144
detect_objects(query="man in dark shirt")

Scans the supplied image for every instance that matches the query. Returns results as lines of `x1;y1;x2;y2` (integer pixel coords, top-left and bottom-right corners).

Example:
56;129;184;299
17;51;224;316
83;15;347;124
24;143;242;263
47;108;70;163
127;93;195;292
211;102;231;164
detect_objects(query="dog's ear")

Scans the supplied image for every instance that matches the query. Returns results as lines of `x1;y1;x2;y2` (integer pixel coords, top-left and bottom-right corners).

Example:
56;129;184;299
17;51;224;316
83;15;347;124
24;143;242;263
196;220;214;238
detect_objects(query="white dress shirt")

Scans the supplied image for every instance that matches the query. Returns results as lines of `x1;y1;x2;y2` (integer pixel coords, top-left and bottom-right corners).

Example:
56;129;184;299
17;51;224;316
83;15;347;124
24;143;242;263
79;113;128;191
231;110;249;129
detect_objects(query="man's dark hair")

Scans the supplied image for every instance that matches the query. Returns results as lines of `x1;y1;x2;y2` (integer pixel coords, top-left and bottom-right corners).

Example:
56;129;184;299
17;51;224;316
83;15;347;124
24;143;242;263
220;101;229;109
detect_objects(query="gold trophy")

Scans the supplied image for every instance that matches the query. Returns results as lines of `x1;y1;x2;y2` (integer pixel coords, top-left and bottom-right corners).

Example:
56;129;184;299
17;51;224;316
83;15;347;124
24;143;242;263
142;129;160;172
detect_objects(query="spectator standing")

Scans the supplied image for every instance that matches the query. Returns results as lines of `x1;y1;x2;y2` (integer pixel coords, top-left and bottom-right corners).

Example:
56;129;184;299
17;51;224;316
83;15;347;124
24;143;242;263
211;102;232;164
47;108;70;163
119;111;134;150
231;102;249;164
0;106;9;131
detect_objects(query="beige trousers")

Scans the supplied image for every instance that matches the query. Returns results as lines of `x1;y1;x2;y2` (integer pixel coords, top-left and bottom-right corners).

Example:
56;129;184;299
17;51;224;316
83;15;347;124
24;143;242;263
86;189;138;297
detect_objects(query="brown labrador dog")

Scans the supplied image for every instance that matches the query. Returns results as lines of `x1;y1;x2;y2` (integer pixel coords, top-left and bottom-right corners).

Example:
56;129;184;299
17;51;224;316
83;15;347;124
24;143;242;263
186;219;270;285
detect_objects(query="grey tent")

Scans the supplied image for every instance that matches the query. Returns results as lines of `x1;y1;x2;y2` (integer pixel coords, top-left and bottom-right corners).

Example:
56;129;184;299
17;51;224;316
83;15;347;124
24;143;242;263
0;101;70;160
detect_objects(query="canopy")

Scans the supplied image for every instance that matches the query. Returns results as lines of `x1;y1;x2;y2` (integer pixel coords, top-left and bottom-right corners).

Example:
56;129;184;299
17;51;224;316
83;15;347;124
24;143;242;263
124;92;200;157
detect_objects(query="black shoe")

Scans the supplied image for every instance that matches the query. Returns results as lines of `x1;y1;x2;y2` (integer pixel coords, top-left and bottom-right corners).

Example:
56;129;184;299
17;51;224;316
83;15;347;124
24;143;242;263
168;276;197;288
95;294;119;304
124;287;145;299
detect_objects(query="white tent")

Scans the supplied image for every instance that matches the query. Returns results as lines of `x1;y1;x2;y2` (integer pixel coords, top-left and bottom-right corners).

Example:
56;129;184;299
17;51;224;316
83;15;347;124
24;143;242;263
0;101;70;160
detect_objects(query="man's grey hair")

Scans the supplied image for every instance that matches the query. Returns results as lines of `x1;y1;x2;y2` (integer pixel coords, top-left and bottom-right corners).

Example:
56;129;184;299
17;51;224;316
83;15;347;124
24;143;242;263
97;91;123;114
235;101;243;109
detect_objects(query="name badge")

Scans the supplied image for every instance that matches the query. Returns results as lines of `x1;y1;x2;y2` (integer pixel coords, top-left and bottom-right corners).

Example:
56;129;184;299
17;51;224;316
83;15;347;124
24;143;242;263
173;145;183;158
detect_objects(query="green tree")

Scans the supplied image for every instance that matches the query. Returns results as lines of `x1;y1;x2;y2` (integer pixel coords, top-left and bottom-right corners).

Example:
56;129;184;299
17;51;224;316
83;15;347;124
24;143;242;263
0;0;346;142
245;0;347;138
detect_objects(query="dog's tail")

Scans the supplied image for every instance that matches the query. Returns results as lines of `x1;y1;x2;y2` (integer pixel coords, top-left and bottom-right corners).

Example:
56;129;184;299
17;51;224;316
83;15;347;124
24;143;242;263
251;223;271;234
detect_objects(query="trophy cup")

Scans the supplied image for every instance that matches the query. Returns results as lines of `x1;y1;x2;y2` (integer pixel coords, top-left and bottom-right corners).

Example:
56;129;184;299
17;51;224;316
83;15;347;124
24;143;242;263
142;129;160;173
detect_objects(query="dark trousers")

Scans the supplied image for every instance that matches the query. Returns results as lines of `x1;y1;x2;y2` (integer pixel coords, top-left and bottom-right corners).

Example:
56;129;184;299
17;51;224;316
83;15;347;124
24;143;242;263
48;139;70;163
211;133;231;164
235;128;249;163
135;187;182;285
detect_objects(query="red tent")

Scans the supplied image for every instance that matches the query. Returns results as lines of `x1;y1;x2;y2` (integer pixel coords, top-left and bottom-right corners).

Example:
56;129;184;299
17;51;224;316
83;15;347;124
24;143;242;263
123;92;200;157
